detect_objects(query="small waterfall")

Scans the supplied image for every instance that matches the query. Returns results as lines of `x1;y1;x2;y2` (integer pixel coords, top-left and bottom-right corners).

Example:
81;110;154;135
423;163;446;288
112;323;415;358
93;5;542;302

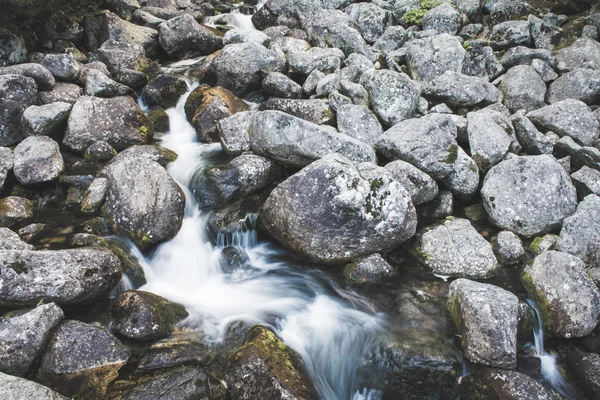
525;299;577;399
134;85;387;399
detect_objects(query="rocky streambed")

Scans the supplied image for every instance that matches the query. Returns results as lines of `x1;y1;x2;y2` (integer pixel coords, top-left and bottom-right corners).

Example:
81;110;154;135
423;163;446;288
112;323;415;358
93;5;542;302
1;0;600;399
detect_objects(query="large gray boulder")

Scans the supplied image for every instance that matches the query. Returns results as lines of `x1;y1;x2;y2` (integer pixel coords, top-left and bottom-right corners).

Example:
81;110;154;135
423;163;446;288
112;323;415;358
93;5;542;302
105;156;185;248
414;218;498;279
0;75;38;146
21;102;71;137
405;34;470;82
259;98;335;125
441;147;480;199
467;109;513;172
523;251;600;338
547;69;600;105
384;160;438;205
39;82;81;105
360;69;420;127
460;368;564;400
13;136;64;185
37;320;130;399
0;28;27;66
481;155;577;236
556;37;600;72
287;47;344;76
345;3;393;43
0;197;34;228
0;63;55;91
0;372;69;400
208;42;286;96
0;249;121;307
423;71;501;108
377;113;459;179
447;279;518;368
526;99;600;146
510;110;553;155
248;110;376;167
158;14;223;58
81;177;109;214
41;54;81;83
571;167;600;198
0;303;64;376
85;10;158;55
500;46;556;69
217;111;253;155
64;96;153;152
0;228;31;250
0;147;12;191
84;69;135;98
191;154;281;209
556;195;600;267
499;65;546;112
421;3;462;35
336;104;383;145
489;20;531;50
260;154;417;264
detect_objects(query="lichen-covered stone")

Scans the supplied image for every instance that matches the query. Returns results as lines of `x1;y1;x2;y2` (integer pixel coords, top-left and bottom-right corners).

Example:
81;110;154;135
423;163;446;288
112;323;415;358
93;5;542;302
556;194;600;267
0;196;34;228
447;279;518;368
13;136;64;185
259;98;335;125
0;146;13;191
0;372;69;400
467;109;513;172
522;251;600;338
460;368;563;400
491;231;525;265
384;160;438;205
21;102;71;138
81;177;108;214
405;34;470;82
499;65;546;112
0;63;55;91
424;71;501;108
0;227;31;250
260;154;416;264
441;146;479;199
343;253;396;283
158;14;223;58
143;74;188;109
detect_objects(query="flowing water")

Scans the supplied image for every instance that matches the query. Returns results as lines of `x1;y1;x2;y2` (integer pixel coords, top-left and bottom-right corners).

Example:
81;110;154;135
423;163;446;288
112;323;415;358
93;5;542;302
131;85;387;399
525;299;577;399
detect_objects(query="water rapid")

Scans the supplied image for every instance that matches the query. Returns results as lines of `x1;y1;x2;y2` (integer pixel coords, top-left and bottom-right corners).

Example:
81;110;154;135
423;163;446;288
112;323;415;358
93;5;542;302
134;84;387;400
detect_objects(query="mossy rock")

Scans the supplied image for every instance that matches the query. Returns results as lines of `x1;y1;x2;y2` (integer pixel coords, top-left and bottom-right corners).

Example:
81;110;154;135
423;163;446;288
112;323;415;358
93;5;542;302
184;83;211;122
147;107;169;133
227;326;318;400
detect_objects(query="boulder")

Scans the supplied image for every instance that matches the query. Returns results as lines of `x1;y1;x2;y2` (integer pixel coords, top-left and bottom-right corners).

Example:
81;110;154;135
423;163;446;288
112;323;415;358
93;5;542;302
414;218;498;279
460;368;564;400
384;160;438;205
372;25;407;52
39;82;81;105
0;74;38;146
491;231;525;265
421;3;462;35
260;154;416;264
143;74;188;109
13;136;64;185
21;102;71;137
376;113;459;179
489;20;531;50
0;303;64;376
158;14;223;58
447;279;518;368
84;69;135;98
345;3;393;43
405;34;470;82
423;71;501;108
441;147;479;199
556;194;600;266
0;372;68;400
0;63;55;90
547;69;600;105
191;154;281;209
0;147;13;191
248;110;376;167
45;11;84;44
571;167;600;198
81;177;109;214
84;141;117;161
288;47;343;76
217;111;253;155
565;349;600;400
0;227;31;250
137;336;213;371
343;253;396;283
105;156;185;247
481;155;577;236
556;37;600;72
336;104;383;145
258;98;335;125
0;197;34;228
499;65;546;112
0;249;121;307
64;96;153;152
110;290;188;340
96;39;147;71
37;320;130;398
41;54;81;82
261;72;302;98
208;42;286;96
0;28;27;66
526;99;600;146
522;251;600;338
109;144;177;167
510;110;553;155
467;109;513;172
224;28;271;47
226;326;318;399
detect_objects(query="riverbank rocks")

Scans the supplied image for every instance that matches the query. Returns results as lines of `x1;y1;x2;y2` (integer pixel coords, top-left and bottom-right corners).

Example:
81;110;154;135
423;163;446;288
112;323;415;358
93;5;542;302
191;86;249;142
526;99;600;147
467;109;513;172
0;147;13;191
414;218;498;279
343;253;396;283
376;113;459;179
360;69;420;127
191;154;281;209
226;326;318;400
441;147;480;199
0;303;64;376
566;349;600;400
547;69;600;105
13;136;64;185
460;368;564;400
41;54;81;83
208;42;285;96
143;74;188;109
499;65;546;112
0;63;55;90
64;96;153;152
158;14;223;58
522;251;600;338
0;196;34;228
423;71;501;108
110;290;188;340
105;156;184;247
248;110;376;167
556;37;600;72
0;248;121;307
21;102;71;137
259;98;335;125
447;279;518;368
81;177;109;214
491;231;526;265
405;34;470;82
0;227;31;250
37;320;130;399
481;155;578;237
260;154;416;264
0;372;69;400
556;195;600;266
384;160;438;205
0;74;38;146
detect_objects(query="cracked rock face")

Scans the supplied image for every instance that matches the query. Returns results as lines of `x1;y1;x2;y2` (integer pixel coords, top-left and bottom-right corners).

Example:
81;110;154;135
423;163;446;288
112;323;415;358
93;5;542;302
481;155;578;237
260;153;417;264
